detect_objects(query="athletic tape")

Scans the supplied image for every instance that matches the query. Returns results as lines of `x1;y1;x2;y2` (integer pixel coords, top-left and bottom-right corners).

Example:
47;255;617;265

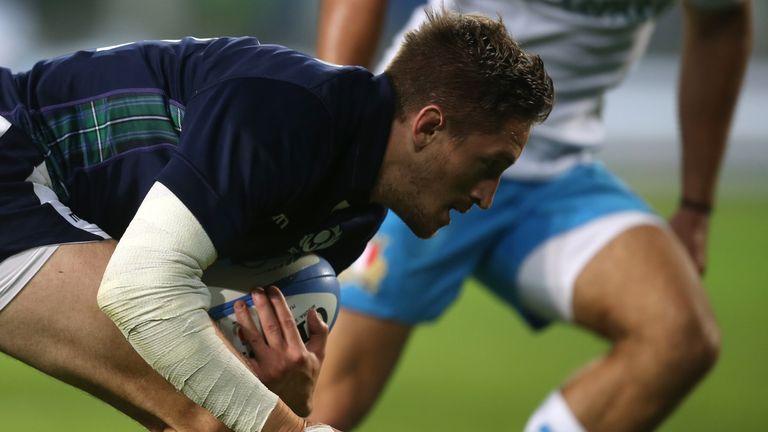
98;182;278;431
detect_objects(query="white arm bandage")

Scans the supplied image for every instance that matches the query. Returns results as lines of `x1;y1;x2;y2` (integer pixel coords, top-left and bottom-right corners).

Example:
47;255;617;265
97;182;278;431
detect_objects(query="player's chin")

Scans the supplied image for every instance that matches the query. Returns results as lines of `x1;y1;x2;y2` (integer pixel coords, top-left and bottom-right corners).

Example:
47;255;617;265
403;212;448;239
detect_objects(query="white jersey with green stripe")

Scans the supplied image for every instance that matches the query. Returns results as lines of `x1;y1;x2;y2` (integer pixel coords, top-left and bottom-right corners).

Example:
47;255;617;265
378;0;738;179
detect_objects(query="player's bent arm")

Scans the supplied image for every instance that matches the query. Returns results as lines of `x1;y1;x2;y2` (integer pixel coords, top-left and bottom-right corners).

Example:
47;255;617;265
317;0;388;67
97;182;303;432
311;309;412;429
678;0;752;207
672;0;751;271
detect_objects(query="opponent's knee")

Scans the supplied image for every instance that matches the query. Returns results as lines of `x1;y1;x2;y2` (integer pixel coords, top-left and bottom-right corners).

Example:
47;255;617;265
647;305;721;381
678;314;720;377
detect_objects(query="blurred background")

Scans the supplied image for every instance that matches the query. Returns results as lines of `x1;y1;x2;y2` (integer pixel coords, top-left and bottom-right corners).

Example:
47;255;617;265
0;0;765;430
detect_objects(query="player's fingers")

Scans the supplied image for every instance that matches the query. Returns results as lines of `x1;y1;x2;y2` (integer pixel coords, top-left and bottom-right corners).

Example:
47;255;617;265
267;285;303;347
233;299;267;353
233;299;261;343
305;308;329;361
251;287;284;347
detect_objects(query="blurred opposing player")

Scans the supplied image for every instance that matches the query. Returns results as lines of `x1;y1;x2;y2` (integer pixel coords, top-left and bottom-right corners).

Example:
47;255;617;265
313;0;752;431
0;9;553;432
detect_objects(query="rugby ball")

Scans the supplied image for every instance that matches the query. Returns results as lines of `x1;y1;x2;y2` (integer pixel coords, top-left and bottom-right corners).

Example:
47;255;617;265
203;254;340;357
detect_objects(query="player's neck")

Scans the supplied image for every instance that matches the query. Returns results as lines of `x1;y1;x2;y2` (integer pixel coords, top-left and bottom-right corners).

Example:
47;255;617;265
370;118;409;206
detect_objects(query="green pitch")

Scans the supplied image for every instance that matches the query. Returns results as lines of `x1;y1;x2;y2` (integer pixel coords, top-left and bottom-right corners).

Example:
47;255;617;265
1;191;766;431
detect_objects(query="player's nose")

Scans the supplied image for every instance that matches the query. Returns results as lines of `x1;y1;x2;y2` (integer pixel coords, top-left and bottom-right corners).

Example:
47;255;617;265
470;177;501;210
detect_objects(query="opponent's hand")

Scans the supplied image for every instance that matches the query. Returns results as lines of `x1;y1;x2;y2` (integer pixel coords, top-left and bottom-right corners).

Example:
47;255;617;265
234;286;329;417
668;207;710;275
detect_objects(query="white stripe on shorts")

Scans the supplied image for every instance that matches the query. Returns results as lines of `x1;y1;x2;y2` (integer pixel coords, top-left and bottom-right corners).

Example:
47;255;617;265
0;245;59;311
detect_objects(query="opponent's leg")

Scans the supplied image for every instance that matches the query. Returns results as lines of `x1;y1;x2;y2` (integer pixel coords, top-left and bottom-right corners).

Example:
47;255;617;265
531;225;720;431
567;225;719;431
312;309;412;429
469;162;720;431
0;241;228;432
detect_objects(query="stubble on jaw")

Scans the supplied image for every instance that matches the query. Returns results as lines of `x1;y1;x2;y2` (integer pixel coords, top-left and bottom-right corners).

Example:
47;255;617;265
371;158;438;240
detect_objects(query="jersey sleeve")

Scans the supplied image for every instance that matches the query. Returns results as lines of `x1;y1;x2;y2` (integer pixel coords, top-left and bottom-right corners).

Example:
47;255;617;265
156;77;335;256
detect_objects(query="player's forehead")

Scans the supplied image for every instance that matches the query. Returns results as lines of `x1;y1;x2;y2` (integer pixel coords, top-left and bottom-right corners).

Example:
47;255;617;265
501;120;530;155
461;119;530;161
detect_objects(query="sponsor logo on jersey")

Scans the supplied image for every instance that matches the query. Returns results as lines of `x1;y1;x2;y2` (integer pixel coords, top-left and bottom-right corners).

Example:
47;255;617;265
237;225;344;271
272;213;290;229
298;225;342;252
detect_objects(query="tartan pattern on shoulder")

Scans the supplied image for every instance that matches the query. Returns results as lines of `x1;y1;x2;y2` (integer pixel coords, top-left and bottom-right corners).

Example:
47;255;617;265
27;92;185;200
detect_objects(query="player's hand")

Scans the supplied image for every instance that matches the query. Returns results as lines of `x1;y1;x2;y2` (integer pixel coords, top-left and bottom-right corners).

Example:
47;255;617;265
668;207;710;275
234;286;329;417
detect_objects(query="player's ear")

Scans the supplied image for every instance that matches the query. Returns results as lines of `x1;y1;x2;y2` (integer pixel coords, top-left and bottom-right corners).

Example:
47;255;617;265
411;105;444;151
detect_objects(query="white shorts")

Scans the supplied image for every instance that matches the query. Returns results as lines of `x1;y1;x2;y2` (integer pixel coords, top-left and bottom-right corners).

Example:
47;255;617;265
0;245;59;311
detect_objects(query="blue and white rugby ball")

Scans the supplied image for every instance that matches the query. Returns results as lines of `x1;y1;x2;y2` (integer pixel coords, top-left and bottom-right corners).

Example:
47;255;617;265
204;254;340;357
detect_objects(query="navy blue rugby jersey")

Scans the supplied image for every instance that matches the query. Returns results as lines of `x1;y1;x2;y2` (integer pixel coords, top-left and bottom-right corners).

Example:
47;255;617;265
0;37;393;272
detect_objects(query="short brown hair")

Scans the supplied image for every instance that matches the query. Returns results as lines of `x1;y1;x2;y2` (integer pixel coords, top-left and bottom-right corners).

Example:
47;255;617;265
385;8;554;135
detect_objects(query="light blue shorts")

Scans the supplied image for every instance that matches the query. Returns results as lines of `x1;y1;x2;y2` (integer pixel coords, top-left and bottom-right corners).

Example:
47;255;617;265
338;161;664;328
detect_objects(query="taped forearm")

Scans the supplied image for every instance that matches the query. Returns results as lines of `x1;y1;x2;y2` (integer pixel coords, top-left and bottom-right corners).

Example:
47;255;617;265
98;182;279;431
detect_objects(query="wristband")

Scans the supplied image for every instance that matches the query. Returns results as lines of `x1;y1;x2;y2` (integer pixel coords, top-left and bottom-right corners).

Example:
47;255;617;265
681;198;713;215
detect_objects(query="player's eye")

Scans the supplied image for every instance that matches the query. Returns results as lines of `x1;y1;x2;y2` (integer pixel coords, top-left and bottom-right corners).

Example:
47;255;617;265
482;159;506;178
